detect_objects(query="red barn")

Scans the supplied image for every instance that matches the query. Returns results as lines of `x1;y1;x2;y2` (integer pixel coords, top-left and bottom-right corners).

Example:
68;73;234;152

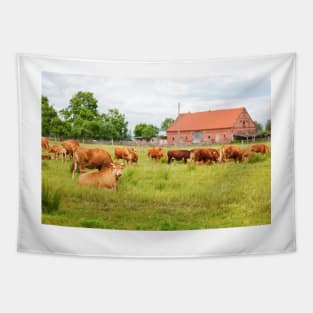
167;107;257;144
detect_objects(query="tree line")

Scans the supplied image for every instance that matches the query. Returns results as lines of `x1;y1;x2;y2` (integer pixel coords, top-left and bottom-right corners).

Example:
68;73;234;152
42;91;175;140
254;120;271;137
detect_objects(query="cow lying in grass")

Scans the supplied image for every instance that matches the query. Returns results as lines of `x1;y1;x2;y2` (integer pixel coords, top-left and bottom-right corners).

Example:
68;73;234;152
78;162;124;190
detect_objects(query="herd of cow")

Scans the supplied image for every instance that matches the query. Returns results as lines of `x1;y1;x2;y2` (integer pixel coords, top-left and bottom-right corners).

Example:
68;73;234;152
41;137;269;191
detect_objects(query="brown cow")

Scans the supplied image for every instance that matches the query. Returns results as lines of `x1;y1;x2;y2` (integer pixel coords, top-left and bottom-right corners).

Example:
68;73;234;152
167;150;190;164
250;143;269;154
41;137;49;151
190;148;220;165
147;147;164;161
72;147;113;178
78;162;124;190
114;147;138;164
220;145;247;163
49;145;66;160
61;139;80;160
128;149;138;164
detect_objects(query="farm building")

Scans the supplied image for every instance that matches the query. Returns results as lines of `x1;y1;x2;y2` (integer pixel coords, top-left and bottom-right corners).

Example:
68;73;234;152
167;107;257;144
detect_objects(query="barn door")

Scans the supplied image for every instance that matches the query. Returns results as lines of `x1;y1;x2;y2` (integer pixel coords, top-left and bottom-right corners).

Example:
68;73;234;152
215;134;220;144
192;131;202;143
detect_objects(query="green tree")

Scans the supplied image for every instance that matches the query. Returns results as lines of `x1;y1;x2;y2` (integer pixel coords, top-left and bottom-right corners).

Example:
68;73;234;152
265;119;271;132
134;123;159;140
42;96;58;136
102;109;129;140
60;91;99;123
50;117;71;139
254;120;263;132
161;117;174;131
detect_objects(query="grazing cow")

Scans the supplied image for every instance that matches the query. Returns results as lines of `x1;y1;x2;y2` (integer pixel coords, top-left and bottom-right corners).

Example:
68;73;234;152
220;145;247;163
72;147;113;178
147;147;164;161
78;162;124;190
250;143;269;154
114;147;138;164
41;137;49;151
190;148;220;165
167;150;190;164
128;149;138;164
49;145;66;160
61;139;80;160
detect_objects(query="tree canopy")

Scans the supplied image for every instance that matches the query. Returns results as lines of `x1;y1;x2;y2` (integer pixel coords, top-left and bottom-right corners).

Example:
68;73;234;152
42;96;58;136
42;92;129;140
265;119;271;132
161;117;174;131
254;120;263;132
134;123;159;140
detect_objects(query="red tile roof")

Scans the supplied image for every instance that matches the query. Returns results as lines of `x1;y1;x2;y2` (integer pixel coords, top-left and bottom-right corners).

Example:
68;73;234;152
167;107;245;132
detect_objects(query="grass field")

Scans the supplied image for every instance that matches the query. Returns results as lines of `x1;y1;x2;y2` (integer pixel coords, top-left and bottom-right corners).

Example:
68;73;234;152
42;143;271;230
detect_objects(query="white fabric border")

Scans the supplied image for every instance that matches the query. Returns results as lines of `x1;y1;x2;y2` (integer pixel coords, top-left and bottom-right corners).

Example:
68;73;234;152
17;53;296;258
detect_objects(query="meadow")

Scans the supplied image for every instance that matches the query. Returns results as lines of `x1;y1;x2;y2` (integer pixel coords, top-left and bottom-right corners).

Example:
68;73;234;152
42;143;271;230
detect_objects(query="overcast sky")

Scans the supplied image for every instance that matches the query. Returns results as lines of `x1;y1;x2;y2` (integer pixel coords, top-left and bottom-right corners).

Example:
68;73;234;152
42;72;271;132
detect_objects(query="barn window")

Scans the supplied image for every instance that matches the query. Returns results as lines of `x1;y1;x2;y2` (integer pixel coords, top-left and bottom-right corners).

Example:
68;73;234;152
208;135;210;139
172;137;175;141
243;120;246;127
185;136;188;140
224;134;226;138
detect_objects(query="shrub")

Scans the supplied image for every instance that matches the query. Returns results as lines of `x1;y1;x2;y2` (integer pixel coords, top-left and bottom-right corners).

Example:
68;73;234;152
42;182;62;213
247;153;266;163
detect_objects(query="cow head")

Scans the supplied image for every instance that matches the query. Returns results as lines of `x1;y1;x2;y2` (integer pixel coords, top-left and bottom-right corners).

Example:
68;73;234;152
110;162;124;178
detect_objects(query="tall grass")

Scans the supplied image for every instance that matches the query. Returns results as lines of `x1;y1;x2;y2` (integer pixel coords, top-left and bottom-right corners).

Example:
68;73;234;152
42;181;62;214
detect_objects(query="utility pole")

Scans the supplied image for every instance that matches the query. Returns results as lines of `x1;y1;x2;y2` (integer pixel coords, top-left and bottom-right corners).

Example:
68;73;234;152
178;102;181;145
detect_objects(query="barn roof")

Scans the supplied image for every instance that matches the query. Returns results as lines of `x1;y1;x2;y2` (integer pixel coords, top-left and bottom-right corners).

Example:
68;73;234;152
167;107;246;132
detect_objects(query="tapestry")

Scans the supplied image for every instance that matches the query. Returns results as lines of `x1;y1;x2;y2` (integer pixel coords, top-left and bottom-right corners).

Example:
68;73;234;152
17;53;296;257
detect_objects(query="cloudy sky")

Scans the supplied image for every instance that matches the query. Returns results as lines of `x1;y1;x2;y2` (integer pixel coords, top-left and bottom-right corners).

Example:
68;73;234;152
42;72;271;132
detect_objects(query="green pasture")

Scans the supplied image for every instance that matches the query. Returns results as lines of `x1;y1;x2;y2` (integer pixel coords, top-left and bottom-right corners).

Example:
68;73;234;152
42;143;271;230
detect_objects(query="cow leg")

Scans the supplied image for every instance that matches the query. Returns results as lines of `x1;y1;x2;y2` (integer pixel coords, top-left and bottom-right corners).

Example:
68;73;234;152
71;161;77;179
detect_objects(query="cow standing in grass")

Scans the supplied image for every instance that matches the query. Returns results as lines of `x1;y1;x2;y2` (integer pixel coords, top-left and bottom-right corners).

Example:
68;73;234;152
147;147;164;161
115;147;138;164
220;145;248;163
78;162;124;190
250;143;269;154
167;150;190;164
61;139;80;160
190;148;220;165
49;145;66;161
72;147;113;178
41;137;49;151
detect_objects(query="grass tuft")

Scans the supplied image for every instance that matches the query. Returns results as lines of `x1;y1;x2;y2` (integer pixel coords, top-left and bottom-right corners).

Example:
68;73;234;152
42;182;62;214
